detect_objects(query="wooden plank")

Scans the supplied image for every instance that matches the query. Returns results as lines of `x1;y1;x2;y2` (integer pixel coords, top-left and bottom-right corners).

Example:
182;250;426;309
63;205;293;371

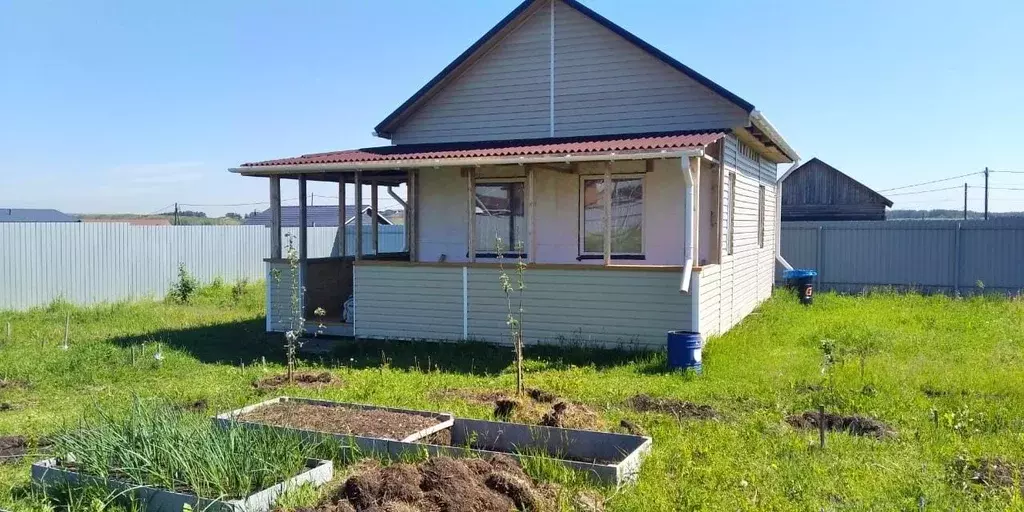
371;179;380;255
603;162;612;265
527;165;536;262
269;176;282;259
338;176;346;258
409;170;418;261
466;167;476;262
354;260;687;272
354;171;362;261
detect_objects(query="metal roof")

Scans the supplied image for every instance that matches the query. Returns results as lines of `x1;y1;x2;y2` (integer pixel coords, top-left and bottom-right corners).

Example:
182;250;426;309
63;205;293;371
243;205;393;227
0;208;78;223
240;131;726;169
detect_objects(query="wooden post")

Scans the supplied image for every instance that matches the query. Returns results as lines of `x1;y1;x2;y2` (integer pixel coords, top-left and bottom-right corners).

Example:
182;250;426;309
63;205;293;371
818;405;826;449
693;157;701;265
603;162;612;265
339;176;347;257
467;167;476;262
527;165;536;263
354;171;363;261
407;170;416;259
269;177;282;259
371;179;380;255
298;176;308;263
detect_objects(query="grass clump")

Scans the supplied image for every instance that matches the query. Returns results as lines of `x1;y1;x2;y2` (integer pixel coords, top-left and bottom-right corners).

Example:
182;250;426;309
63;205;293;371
52;399;338;500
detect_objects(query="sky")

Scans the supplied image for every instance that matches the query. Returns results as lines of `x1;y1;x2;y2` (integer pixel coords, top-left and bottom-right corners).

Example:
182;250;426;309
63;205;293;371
1;0;1023;216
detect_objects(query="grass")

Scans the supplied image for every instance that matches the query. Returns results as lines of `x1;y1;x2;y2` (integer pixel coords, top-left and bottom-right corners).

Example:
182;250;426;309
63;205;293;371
0;285;1023;510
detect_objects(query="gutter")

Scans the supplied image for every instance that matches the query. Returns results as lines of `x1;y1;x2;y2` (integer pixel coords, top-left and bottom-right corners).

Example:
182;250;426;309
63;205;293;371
775;158;802;271
680;157;696;293
230;148;705;175
386;186;407;209
749;110;800;163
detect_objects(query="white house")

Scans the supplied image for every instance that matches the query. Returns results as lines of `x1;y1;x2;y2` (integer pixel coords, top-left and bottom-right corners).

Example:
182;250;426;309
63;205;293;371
232;0;798;349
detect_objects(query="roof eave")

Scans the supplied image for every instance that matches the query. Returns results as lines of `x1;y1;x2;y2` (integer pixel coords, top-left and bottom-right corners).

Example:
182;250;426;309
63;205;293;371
749;110;799;163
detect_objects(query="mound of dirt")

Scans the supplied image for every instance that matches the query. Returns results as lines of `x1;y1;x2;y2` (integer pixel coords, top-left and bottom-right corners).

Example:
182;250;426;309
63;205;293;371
333;455;557;512
0;436;51;464
786;411;896;438
437;388;603;430
254;372;340;390
0;403;13;412
951;456;1023;495
625;394;718;420
0;379;26;390
618;419;644;436
176;399;208;413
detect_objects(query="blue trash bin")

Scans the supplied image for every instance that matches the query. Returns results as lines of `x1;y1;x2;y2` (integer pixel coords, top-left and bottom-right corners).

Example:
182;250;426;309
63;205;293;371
667;330;702;373
782;269;817;306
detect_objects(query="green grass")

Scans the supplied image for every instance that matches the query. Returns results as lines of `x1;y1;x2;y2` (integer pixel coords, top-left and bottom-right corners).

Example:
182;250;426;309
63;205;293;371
1;286;1023;510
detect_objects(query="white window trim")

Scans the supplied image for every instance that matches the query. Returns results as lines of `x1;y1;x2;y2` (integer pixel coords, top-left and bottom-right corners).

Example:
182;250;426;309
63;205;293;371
757;184;766;249
726;172;736;256
578;173;646;257
474;177;527;256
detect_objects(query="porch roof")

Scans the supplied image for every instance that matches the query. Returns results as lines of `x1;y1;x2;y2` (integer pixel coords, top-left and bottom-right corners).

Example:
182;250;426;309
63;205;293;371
232;131;725;175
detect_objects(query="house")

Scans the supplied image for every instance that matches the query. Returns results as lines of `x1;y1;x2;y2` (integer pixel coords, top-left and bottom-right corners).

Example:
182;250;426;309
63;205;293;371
81;216;172;226
243;205;393;227
780;158;892;221
231;0;798;346
0;208;78;223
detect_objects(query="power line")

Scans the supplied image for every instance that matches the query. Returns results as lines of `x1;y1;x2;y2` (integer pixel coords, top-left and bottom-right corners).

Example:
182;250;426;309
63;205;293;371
878;171;984;192
886;185;965;196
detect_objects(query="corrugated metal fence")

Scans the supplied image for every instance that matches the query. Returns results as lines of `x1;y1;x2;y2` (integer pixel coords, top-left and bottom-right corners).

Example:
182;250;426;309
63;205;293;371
780;219;1024;294
0;223;405;310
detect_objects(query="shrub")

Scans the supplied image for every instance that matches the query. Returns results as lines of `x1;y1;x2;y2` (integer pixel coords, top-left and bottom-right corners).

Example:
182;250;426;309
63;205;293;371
168;263;198;304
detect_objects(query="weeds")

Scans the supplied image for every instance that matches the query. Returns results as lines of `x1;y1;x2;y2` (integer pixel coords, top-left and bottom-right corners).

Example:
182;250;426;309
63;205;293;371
167;263;199;304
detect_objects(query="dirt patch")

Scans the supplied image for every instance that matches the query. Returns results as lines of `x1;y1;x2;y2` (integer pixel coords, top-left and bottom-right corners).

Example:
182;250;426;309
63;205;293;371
176;399;208;413
0;436;51;464
322;455;560;512
950;456;1024;496
254;371;340;390
435;387;604;430
419;428;452;446
238;402;445;441
0;379;26;390
786;411;896;439
0;403;13;412
626;394;718;420
619;419;645;436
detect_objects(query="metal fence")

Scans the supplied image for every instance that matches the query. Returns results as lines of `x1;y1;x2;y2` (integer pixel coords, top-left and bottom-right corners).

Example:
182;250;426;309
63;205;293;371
779;219;1024;294
0;223;406;310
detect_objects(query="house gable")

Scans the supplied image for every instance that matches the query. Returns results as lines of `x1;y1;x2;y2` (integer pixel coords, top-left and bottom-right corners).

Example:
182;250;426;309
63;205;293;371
379;0;752;145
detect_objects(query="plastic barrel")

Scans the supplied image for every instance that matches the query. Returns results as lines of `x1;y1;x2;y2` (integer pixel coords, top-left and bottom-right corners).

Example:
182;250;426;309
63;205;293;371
782;269;818;306
667;330;702;373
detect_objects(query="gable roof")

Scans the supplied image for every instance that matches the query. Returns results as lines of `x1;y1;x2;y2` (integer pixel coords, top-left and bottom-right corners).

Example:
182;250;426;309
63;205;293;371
0;208;78;223
243;205;393;227
373;0;754;140
784;158;893;207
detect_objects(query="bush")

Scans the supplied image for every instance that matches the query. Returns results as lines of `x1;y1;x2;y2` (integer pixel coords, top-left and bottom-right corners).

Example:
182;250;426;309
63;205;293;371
168;263;198;304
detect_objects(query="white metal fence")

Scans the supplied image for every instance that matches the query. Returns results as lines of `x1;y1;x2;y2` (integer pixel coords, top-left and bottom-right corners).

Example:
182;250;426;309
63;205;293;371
0;223;405;310
780;219;1024;294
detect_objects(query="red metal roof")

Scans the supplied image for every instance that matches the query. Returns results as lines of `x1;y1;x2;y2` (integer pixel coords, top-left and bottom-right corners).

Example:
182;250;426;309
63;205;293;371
240;131;725;168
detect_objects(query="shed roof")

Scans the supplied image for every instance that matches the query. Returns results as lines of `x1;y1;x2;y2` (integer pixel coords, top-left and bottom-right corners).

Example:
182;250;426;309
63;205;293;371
783;158;893;207
244;205;393;227
0;208;78;223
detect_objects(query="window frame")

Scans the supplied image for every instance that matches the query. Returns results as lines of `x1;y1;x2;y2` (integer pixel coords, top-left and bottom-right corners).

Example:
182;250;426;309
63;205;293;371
473;178;527;258
577;173;646;259
757;184;766;249
726;172;736;256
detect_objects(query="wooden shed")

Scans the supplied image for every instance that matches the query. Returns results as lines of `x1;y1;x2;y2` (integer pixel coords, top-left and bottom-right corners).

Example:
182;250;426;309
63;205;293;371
780;158;892;221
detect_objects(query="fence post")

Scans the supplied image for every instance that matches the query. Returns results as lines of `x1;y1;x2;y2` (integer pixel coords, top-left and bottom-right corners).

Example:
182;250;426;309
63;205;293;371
953;222;961;296
815;226;824;288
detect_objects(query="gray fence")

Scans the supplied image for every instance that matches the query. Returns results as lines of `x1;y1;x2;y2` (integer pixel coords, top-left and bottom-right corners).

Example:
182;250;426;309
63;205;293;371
0;223;405;310
780;219;1024;294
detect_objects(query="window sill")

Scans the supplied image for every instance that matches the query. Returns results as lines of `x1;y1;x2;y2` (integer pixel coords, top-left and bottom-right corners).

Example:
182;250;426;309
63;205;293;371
470;252;528;259
577;254;646;261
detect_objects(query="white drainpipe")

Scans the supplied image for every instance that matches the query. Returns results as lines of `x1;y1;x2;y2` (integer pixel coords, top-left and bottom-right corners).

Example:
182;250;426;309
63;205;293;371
775;159;802;271
680;156;695;293
386;186;407;210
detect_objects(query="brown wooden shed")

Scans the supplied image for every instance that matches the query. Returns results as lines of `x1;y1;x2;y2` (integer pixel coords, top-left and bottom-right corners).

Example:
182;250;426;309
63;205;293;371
781;158;892;221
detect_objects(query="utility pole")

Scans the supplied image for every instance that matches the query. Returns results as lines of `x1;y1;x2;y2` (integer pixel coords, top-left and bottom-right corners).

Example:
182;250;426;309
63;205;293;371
983;167;989;220
963;183;968;220
173;202;179;226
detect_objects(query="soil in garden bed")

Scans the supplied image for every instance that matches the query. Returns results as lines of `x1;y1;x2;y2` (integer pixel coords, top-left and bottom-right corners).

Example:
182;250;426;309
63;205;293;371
434;388;605;431
314;454;577;512
0;436;52;464
625;394;718;420
237;402;443;440
254;372;341;390
786;411;896;438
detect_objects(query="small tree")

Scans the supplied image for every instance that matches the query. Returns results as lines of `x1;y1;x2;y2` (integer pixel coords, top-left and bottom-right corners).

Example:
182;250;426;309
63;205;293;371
279;234;305;384
496;237;527;396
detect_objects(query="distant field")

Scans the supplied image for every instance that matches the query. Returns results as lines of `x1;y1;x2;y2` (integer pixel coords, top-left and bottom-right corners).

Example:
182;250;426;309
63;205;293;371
0;289;1022;510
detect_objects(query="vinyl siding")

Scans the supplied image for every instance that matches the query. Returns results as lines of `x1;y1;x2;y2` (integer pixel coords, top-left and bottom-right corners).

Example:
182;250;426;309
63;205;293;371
391;0;748;144
352;264;694;349
267;261;296;332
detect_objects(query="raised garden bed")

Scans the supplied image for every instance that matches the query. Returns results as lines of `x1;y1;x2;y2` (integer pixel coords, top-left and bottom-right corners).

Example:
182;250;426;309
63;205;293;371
31;457;333;512
215;397;454;457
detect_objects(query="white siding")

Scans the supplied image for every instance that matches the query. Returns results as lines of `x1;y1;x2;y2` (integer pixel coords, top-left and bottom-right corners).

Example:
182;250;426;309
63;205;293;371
390;0;748;144
353;263;694;349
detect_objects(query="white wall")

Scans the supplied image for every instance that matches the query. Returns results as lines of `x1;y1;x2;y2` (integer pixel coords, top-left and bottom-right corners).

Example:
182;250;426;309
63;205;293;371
415;158;687;265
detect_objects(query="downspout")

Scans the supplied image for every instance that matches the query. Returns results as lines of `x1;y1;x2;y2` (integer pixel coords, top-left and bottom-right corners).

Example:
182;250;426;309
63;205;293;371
386;186;407;210
775;159;801;271
680;157;695;293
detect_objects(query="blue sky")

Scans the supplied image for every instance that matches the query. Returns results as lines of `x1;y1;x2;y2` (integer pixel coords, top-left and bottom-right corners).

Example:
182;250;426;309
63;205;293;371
1;0;1022;216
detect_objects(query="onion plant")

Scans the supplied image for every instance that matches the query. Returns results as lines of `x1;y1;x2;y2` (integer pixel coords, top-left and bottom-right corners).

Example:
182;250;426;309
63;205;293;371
53;399;339;500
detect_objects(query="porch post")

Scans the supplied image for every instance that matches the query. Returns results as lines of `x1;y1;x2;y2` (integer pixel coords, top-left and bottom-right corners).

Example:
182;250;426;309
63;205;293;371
371;179;380;255
407;170;416;259
466;167;476;262
603;162;612;265
354;171;362;261
298;175;308;314
527;165;536;263
338;175;347;257
269;177;282;259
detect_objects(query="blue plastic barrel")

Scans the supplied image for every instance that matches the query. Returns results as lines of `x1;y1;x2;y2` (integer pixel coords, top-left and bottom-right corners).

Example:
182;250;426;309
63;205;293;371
667;330;702;373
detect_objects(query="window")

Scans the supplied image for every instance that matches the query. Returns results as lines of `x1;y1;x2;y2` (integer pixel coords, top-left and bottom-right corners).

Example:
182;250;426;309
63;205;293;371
757;184;766;249
726;172;736;255
739;141;760;163
580;176;643;257
474;181;525;255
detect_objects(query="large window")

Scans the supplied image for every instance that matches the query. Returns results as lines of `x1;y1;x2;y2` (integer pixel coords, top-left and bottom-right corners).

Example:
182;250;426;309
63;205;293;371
474;181;525;255
580;176;643;257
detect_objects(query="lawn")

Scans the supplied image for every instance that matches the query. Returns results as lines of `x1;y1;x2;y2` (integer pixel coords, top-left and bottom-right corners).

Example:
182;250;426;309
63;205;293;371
1;284;1023;511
